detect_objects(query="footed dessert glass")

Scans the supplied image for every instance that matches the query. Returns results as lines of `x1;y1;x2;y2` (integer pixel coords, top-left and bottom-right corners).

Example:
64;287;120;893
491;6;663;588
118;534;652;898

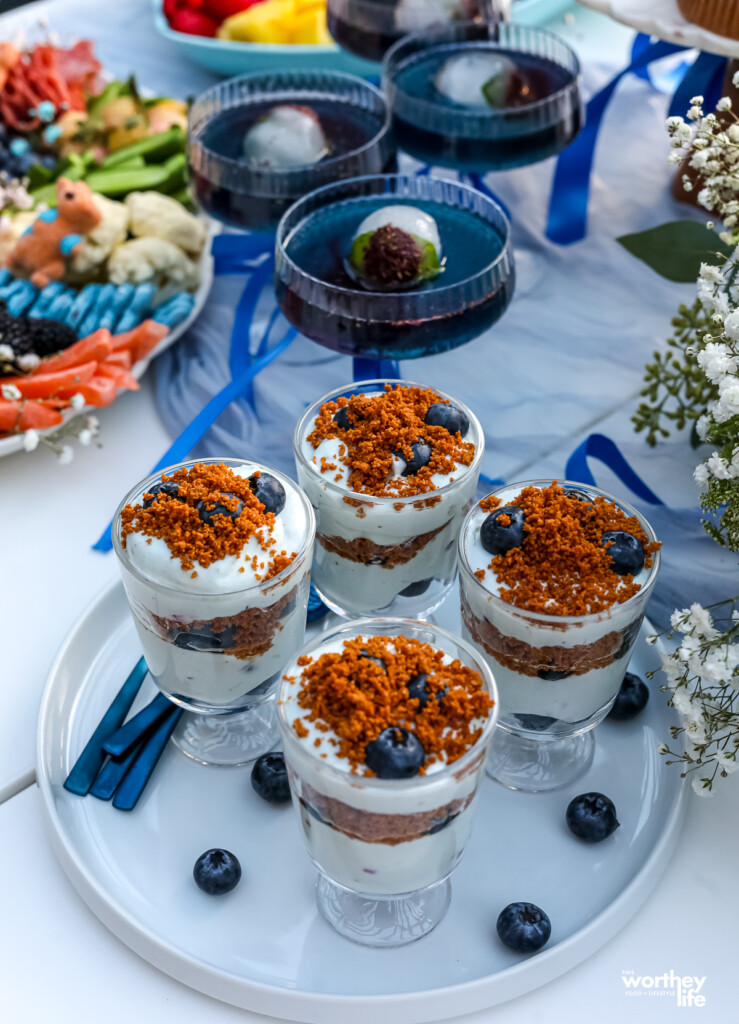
458;480;660;792
188;71;396;232
294;379;483;618
277;618;498;947
274;173;513;359
384;20;581;171
113;458;315;766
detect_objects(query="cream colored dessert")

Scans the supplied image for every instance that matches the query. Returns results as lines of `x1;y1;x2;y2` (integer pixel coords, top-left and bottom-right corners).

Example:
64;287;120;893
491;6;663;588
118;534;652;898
115;459;314;708
294;381;483;616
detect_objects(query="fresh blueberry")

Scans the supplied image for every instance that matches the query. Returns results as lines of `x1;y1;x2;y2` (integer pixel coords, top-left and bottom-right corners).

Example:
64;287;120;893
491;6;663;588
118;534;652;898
602;531;645;576
607;672;649;721
251;752;291;804
365;727;425;778
394;441;431;476
249;472;286;515
536;666;572;681
496;902;552;954
566;792;620;843
515;714;557;731
193;849;242;895
359;648;387;672
407;673;446;710
480;506;525;556
333;406;351;430
424;402;469;437
563;487;593;504
173;624;235;651
197;492;243;525
398;578;432;597
143;480;183;508
426;810;457;834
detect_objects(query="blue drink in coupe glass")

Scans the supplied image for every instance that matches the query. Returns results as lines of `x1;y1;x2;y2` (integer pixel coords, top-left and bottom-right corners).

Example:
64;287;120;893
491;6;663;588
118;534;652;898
275;175;514;360
326;0;486;64
384;21;581;172
188;72;396;232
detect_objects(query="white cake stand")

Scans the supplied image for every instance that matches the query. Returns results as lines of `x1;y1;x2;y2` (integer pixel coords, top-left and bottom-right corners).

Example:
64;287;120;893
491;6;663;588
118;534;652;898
577;0;739;58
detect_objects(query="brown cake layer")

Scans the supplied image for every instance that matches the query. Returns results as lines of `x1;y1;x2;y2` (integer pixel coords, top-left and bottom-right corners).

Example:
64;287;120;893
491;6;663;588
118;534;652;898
293;773;475;845
153;588;296;659
317;521;449;568
677;0;739;39
461;596;642;678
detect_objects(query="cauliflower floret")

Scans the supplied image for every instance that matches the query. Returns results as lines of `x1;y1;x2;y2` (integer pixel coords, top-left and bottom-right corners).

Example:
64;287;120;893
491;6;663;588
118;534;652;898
107;237;200;296
68;194;130;281
125;191;206;255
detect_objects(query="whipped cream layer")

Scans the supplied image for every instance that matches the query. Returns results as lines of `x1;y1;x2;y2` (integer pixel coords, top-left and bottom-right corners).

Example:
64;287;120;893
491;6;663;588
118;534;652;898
123;463;312;620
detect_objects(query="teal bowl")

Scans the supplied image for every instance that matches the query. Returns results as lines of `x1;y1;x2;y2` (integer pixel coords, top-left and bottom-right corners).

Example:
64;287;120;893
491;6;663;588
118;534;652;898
152;0;380;77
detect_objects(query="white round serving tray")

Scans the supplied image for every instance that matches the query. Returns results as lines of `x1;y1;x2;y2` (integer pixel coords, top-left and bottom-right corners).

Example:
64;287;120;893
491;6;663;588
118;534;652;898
0;219;219;458
578;0;739;59
37;578;686;1023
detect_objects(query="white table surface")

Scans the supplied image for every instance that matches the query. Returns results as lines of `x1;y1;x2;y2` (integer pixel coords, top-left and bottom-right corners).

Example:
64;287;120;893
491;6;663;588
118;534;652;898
1;0;737;1021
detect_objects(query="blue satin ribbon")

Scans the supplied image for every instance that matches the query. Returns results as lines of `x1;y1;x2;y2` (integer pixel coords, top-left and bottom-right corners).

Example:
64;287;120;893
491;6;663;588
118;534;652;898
565;433;664;506
667;49;727;120
546;38;689;246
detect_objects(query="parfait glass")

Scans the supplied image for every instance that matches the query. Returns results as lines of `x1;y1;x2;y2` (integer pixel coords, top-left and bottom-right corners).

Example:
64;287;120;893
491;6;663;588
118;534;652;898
384;20;582;171
294;379;483;618
277;618;499;947
113;458;315;766
187;70;397;232
274;172;514;361
458;479;660;792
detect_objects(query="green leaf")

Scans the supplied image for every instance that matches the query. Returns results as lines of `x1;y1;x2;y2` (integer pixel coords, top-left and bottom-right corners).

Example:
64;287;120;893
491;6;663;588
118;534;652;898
616;221;733;282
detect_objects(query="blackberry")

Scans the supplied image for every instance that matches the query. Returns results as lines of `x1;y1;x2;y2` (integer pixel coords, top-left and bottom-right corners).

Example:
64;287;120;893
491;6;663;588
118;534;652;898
0;302;30;353
26;316;77;357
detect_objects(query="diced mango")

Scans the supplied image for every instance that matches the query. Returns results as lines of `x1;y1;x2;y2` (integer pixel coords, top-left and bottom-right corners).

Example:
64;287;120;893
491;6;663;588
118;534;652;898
218;0;331;45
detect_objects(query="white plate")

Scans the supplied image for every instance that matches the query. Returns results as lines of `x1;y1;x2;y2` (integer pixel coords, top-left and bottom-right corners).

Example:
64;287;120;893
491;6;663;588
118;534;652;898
37;579;686;1024
577;0;739;58
0;219;219;458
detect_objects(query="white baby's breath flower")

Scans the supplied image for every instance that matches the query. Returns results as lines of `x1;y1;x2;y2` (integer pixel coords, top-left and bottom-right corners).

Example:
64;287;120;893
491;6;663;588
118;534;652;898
78;429;92;446
22;429;39;452
721;307;739;342
16;353;40;371
645;633;658;645
0;343;13;360
693;462;710;487
69;392;86;411
56;445;73;465
692;776;714;796
696;413;711;442
699;263;724;285
657;743;670;755
717;748;739;773
685;715;707;745
1;383;21;401
668;150;683;166
671;687;694;716
707;452;732;478
717;97;732;112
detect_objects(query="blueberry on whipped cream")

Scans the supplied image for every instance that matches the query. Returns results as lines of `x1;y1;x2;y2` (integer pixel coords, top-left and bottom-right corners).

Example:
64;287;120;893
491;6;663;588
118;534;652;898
348;205;442;291
242;105;329;169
